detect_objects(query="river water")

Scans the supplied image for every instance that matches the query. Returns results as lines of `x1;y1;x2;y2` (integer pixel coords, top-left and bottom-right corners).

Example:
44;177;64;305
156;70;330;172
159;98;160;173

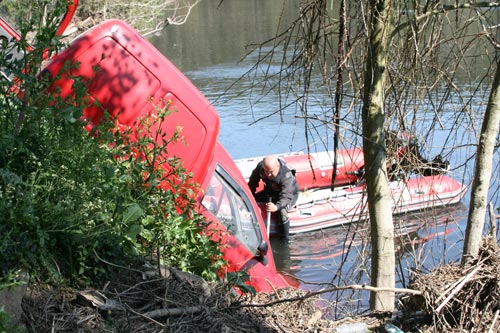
150;0;499;313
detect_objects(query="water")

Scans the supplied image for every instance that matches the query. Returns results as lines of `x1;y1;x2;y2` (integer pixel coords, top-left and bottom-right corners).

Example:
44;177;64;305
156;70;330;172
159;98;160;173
150;0;499;313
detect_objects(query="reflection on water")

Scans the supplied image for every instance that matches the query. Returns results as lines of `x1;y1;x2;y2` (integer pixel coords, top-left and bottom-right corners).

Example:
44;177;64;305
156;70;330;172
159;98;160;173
270;204;468;315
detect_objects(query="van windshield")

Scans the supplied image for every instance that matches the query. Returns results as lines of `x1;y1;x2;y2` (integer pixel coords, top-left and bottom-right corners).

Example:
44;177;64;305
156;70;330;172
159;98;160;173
202;167;262;255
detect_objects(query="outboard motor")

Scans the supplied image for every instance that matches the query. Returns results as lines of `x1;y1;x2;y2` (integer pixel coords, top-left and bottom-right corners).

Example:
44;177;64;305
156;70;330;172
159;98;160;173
386;130;450;177
422;154;450;176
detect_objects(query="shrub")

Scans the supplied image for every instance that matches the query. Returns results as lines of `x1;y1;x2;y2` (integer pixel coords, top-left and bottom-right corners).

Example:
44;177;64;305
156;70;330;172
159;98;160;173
0;0;224;287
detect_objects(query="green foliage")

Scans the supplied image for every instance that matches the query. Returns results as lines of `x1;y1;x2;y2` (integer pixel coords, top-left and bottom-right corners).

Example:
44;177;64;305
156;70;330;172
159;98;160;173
226;271;256;295
0;307;12;333
0;1;224;287
0;306;24;333
93;105;226;281
0;272;27;333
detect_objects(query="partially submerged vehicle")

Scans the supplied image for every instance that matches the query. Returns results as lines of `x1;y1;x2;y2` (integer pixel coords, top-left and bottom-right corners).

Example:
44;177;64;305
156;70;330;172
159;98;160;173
1;3;467;292
1;6;294;292
38;19;294;292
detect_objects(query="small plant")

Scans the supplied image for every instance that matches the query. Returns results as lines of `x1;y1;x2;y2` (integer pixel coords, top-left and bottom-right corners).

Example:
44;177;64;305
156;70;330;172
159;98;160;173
0;307;12;333
226;271;256;295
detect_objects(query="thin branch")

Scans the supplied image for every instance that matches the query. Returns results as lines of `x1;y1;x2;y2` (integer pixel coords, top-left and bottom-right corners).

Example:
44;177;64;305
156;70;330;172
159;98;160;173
393;2;500;37
435;264;482;313
234;284;421;310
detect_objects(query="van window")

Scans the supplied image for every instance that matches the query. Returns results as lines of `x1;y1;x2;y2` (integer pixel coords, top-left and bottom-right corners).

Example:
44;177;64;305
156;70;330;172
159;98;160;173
0;18;23;80
202;167;262;254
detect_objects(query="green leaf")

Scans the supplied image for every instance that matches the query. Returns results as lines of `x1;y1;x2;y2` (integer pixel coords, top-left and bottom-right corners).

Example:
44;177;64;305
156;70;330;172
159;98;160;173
123;203;144;223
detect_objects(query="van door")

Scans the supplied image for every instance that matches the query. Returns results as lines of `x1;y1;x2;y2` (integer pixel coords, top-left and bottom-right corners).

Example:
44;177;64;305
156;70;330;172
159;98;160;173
42;19;219;186
202;166;264;258
201;165;292;292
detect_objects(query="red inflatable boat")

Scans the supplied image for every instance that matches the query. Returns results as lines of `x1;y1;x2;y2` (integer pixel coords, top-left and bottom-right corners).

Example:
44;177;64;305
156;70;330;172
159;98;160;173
236;151;467;235
235;148;365;191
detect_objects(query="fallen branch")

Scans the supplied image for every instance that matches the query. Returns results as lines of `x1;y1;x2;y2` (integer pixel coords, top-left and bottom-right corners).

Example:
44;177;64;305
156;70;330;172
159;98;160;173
324;284;422;295
236;284;421;309
126;303;167;328
142;306;204;319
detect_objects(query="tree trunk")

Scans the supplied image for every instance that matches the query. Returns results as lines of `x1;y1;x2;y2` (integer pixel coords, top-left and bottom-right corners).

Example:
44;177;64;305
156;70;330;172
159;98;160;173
362;0;395;312
462;57;500;266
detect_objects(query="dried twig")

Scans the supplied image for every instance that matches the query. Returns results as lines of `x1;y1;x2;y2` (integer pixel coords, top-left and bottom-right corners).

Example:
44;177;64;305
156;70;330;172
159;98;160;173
404;237;500;332
435;264;481;313
141;306;203;319
488;309;500;333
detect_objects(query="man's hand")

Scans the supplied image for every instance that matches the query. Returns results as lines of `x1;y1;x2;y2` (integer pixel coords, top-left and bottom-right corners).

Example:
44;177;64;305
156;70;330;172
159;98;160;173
265;202;278;212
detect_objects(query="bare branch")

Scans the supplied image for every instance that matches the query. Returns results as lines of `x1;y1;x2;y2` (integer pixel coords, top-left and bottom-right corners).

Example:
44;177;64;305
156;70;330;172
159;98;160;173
80;0;201;36
393;2;500;37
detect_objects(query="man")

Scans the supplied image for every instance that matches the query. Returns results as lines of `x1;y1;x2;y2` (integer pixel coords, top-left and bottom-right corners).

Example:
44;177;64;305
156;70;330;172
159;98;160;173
248;155;299;240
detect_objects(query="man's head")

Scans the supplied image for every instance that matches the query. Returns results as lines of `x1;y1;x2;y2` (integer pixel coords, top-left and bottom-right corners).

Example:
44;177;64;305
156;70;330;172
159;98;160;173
262;155;280;180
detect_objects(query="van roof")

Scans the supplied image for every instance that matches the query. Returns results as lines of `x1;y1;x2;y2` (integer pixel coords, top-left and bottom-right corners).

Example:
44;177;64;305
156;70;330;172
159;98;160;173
43;19;220;186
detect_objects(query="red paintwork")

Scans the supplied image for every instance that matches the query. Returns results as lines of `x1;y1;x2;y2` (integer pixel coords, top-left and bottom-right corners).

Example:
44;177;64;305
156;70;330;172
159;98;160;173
43;19;219;187
199;143;297;291
236;149;466;236
0;17;22;42
42;19;292;292
56;0;79;37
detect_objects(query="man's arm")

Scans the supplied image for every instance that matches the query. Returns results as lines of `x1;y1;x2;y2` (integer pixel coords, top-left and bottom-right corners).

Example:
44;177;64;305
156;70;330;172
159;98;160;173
247;163;262;194
275;170;297;210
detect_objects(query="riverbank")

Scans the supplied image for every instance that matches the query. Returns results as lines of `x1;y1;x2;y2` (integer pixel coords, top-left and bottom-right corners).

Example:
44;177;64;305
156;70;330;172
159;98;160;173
12;265;389;332
4;235;498;332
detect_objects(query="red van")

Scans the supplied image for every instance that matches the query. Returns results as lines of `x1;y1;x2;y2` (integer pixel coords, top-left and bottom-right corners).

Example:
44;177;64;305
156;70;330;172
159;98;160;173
40;19;293;292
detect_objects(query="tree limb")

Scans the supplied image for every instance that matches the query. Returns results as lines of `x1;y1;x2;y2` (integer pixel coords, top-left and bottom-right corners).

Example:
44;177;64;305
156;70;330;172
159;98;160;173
235;284;421;309
393;2;500;37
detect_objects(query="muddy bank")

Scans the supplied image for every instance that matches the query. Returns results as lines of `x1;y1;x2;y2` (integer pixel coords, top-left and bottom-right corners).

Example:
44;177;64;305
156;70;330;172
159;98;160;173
18;265;382;332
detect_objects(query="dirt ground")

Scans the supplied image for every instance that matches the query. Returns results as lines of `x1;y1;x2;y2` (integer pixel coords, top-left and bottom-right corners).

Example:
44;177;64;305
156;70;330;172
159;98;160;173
18;265;387;333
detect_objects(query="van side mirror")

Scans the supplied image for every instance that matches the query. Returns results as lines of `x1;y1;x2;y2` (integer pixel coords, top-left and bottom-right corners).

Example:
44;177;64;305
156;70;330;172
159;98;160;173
258;239;268;254
255;239;268;265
